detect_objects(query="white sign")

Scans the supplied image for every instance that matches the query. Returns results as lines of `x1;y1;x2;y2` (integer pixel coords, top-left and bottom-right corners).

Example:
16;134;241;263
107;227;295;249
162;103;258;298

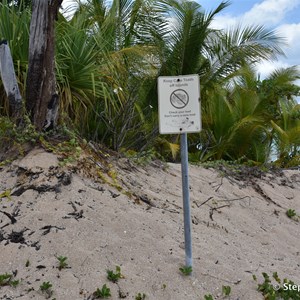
158;75;201;134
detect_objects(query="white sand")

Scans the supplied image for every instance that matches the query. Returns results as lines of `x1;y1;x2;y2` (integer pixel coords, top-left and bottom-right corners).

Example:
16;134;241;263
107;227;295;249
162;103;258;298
0;148;299;299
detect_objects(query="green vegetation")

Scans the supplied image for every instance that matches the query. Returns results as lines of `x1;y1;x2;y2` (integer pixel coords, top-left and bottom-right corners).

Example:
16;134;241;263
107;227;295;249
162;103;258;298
56;255;68;270
10;280;20;288
135;293;146;300
286;209;297;219
40;281;52;291
0;0;299;167
203;285;232;299
0;273;12;286
0;273;19;288
106;266;123;283
1;1;300;295
40;281;54;298
0;189;11;200
222;285;231;296
254;272;300;300
179;265;193;276
93;284;111;299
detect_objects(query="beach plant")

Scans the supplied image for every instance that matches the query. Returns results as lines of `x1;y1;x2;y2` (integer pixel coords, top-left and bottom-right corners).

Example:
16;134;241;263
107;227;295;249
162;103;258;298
0;115;40;147
56;255;68;270
0;273;12;286
222;285;231;296
10;280;20;287
93;284;111;298
254;272;300;300
286;209;297;219
1;0;298;166
135;293;146;300
203;285;232;300
0;189;12;200
106;266;123;283
0;159;12;167
40;281;53;298
40;281;52;291
0;273;19;288
179;265;193;276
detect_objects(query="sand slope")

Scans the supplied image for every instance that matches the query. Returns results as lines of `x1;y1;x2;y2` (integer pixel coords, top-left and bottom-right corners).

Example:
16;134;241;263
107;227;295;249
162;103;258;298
0;148;299;300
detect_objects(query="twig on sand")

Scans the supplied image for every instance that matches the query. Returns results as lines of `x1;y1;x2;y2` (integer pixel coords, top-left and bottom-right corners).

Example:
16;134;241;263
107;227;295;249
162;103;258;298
218;195;251;205
40;225;65;235
211;177;224;192
202;272;241;285
196;196;213;208
209;204;230;221
196;195;251;209
0;210;17;224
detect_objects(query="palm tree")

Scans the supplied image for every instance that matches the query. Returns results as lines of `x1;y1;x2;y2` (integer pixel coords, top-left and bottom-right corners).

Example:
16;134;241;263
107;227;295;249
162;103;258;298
80;0;169;150
2;0;298;165
195;73;269;162
256;66;300;120
141;0;286;161
271;100;300;166
195;65;300;164
259;67;300;165
200;24;285;99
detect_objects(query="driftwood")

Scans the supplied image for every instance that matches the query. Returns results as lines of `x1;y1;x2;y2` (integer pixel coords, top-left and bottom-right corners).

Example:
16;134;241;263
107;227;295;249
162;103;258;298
26;0;62;130
0;40;22;117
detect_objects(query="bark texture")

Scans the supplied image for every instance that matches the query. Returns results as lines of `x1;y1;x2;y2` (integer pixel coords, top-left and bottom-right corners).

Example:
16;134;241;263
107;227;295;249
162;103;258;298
26;0;62;131
0;40;22;117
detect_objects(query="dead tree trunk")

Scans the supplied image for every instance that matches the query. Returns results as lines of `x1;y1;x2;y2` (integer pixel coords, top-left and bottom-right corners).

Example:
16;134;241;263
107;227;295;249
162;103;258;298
0;40;22;118
26;0;62;131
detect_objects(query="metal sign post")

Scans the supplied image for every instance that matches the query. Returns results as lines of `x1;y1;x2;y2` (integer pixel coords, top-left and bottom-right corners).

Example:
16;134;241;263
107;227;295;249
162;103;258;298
157;74;201;271
180;132;192;268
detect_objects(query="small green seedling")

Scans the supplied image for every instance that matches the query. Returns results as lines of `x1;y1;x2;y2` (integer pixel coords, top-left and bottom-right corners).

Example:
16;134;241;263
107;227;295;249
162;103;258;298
204;295;214;300
286;209;297;218
135;292;146;300
107;266;123;283
40;281;52;291
0;273;12;286
10;280;20;288
93;284;111;298
222;285;231;296
0;189;11;200
179;265;192;276
25;260;30;267
56;256;68;270
0;159;12;167
40;281;53;298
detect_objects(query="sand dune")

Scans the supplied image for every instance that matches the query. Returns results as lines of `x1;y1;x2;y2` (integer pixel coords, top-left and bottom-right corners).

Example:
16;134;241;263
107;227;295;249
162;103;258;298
0;147;299;299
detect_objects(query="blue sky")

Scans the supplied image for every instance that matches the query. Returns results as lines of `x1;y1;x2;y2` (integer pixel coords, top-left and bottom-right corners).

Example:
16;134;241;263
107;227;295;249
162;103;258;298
198;0;300;81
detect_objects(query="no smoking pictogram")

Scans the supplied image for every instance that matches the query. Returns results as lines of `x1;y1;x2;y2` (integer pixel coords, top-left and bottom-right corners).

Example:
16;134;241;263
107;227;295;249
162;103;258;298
170;89;189;109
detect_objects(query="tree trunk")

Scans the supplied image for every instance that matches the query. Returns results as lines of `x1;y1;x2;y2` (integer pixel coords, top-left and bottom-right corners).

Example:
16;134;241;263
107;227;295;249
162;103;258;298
26;0;62;131
0;40;22;118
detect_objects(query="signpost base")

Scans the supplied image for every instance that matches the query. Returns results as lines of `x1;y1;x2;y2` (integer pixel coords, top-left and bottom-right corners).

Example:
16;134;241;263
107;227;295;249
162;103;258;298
180;133;193;269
